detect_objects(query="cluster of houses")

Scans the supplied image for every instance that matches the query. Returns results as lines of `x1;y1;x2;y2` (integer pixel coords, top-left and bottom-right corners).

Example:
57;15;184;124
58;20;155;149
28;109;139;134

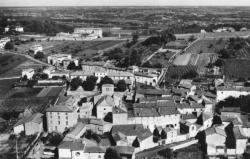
9;53;250;159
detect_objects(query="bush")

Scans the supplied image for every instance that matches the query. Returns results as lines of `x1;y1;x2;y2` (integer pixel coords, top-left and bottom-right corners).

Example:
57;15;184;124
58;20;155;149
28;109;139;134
70;77;83;91
116;80;127;92
4;42;14;50
34;52;44;59
82;76;98;91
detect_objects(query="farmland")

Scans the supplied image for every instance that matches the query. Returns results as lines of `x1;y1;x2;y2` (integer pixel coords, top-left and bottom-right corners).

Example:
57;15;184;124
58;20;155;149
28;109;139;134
0;54;27;77
173;54;191;66
0;79;19;97
223;59;250;80
149;51;176;67
185;39;227;54
46;40;125;60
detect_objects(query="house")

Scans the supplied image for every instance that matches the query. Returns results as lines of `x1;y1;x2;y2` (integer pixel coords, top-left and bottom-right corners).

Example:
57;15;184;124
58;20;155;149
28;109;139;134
5;26;24;32
111;124;157;152
216;86;250;102
197;112;213;130
176;102;204;116
48;70;70;79
46;105;78;133
160;127;178;144
81;61;106;71
0;37;10;49
96;95;114;119
29;45;43;54
47;54;75;67
180;121;201;138
134;72;158;86
205;126;227;156
233;126;247;155
22;68;35;80
101;84;114;96
87;118;112;135
13;113;43;135
74;28;103;38
58;140;85;159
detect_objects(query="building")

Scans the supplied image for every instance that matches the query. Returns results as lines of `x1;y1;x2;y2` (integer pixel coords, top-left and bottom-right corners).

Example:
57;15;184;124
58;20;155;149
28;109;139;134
111;124;157;152
29;45;43;54
86;119;112;135
216;86;250;102
13;113;43;135
205;126;227;156
0;37;10;49
96;95;115;119
74;28;103;38
5;26;24;33
65;122;87;140
113;100;181;132
22;68;35;80
47;54;73;66
134;72;158;86
46;105;78;133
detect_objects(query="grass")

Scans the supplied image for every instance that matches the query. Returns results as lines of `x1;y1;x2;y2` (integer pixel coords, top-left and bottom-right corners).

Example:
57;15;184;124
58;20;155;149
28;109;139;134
185;39;227;54
8;88;43;98
0;54;27;77
0;79;19;98
223;59;250;80
150;51;176;67
173;54;191;66
46;40;125;59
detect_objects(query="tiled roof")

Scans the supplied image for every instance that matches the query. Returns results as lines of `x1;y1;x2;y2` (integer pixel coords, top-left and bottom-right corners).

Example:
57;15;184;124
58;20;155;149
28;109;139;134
137;89;171;95
205;126;226;137
58;141;85;151
96;95;115;107
67;122;86;137
182;114;197;120
112;124;152;141
46;105;73;112
134;72;153;78
113;146;135;155
84;146;105;153
14;113;43;127
221;116;242;125
113;107;127;114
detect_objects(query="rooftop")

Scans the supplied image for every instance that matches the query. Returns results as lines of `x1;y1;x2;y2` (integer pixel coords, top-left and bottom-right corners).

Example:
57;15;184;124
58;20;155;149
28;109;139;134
58;141;85;151
46;105;73;112
14;113;43;127
112;124;152;141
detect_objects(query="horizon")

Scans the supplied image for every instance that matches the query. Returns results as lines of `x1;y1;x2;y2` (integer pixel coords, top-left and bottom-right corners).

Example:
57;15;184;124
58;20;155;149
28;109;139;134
1;0;250;7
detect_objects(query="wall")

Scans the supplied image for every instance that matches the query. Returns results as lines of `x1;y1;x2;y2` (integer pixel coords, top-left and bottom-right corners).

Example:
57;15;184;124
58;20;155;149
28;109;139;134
59;148;71;159
14;125;24;134
206;134;226;156
217;90;250;102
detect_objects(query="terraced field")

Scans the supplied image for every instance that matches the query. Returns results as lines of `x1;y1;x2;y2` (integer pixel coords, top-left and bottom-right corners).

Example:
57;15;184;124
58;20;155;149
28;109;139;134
173;54;191;66
185;39;227;54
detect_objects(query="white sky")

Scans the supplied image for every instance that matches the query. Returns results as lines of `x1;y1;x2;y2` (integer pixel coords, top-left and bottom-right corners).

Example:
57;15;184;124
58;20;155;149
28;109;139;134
1;0;250;6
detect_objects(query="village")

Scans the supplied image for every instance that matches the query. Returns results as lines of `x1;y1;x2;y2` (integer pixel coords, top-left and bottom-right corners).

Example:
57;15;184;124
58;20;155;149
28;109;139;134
1;6;250;159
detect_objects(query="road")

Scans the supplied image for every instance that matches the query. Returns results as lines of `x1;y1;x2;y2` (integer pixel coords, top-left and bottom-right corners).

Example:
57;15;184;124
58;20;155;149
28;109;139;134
0;76;20;80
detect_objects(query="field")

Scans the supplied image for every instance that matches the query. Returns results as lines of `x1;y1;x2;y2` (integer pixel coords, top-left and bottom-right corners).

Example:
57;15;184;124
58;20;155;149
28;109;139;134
150;51;176;67
0;79;19;98
188;53;218;66
185;39;227;54
173;54;191;66
223;59;250;80
0;54;27;77
46;40;125;59
8;88;43;98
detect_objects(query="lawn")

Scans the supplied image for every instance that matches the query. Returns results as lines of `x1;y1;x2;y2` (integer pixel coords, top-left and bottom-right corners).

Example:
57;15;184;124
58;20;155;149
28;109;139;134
0;54;27;77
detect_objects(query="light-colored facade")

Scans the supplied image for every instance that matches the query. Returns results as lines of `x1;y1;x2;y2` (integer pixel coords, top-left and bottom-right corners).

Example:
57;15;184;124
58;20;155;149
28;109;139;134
217;87;250;101
30;45;43;54
74;28;103;38
0;37;11;49
22;68;35;79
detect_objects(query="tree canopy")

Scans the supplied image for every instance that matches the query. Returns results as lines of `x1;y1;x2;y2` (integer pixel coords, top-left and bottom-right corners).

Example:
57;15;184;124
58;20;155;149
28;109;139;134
82;76;98;91
104;148;121;159
4;42;14;50
70;77;83;91
116;80;127;92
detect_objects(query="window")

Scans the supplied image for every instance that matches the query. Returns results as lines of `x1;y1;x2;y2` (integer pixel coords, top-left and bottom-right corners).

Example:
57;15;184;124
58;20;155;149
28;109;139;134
58;116;60;119
58;121;60;125
66;116;68;120
98;155;101;158
55;126;57;131
66;121;68;125
75;152;80;156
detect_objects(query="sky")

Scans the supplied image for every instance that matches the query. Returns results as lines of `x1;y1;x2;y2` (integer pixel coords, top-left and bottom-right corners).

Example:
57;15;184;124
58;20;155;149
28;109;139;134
1;0;250;7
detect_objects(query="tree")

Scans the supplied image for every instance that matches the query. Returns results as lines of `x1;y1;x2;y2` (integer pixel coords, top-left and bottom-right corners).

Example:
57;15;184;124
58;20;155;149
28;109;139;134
4;42;14;50
132;138;140;148
153;128;161;143
67;61;77;70
82;76;98;91
40;73;48;80
212;115;222;125
99;76;114;89
182;70;198;79
132;32;139;44
34;51;44;59
188;35;195;42
116;80;127;92
161;130;167;139
104;148;121;159
70;77;83;91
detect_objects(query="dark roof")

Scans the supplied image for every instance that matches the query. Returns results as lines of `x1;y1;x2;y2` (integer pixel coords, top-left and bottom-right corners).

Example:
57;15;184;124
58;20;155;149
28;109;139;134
137;89;171;96
221;107;241;113
241;115;250;128
113;146;135;155
14;113;43;127
113;107;127;114
58;141;85;151
84;146;105;153
46;105;73;112
112;124;152;141
182;114;197;120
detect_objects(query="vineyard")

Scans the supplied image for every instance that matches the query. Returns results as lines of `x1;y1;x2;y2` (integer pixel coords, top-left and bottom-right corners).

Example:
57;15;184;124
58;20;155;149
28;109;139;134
173;54;191;65
185;39;227;54
165;65;198;79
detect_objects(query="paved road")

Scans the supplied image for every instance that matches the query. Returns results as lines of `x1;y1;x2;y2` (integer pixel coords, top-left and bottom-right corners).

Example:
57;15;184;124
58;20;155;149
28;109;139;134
0;76;20;80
